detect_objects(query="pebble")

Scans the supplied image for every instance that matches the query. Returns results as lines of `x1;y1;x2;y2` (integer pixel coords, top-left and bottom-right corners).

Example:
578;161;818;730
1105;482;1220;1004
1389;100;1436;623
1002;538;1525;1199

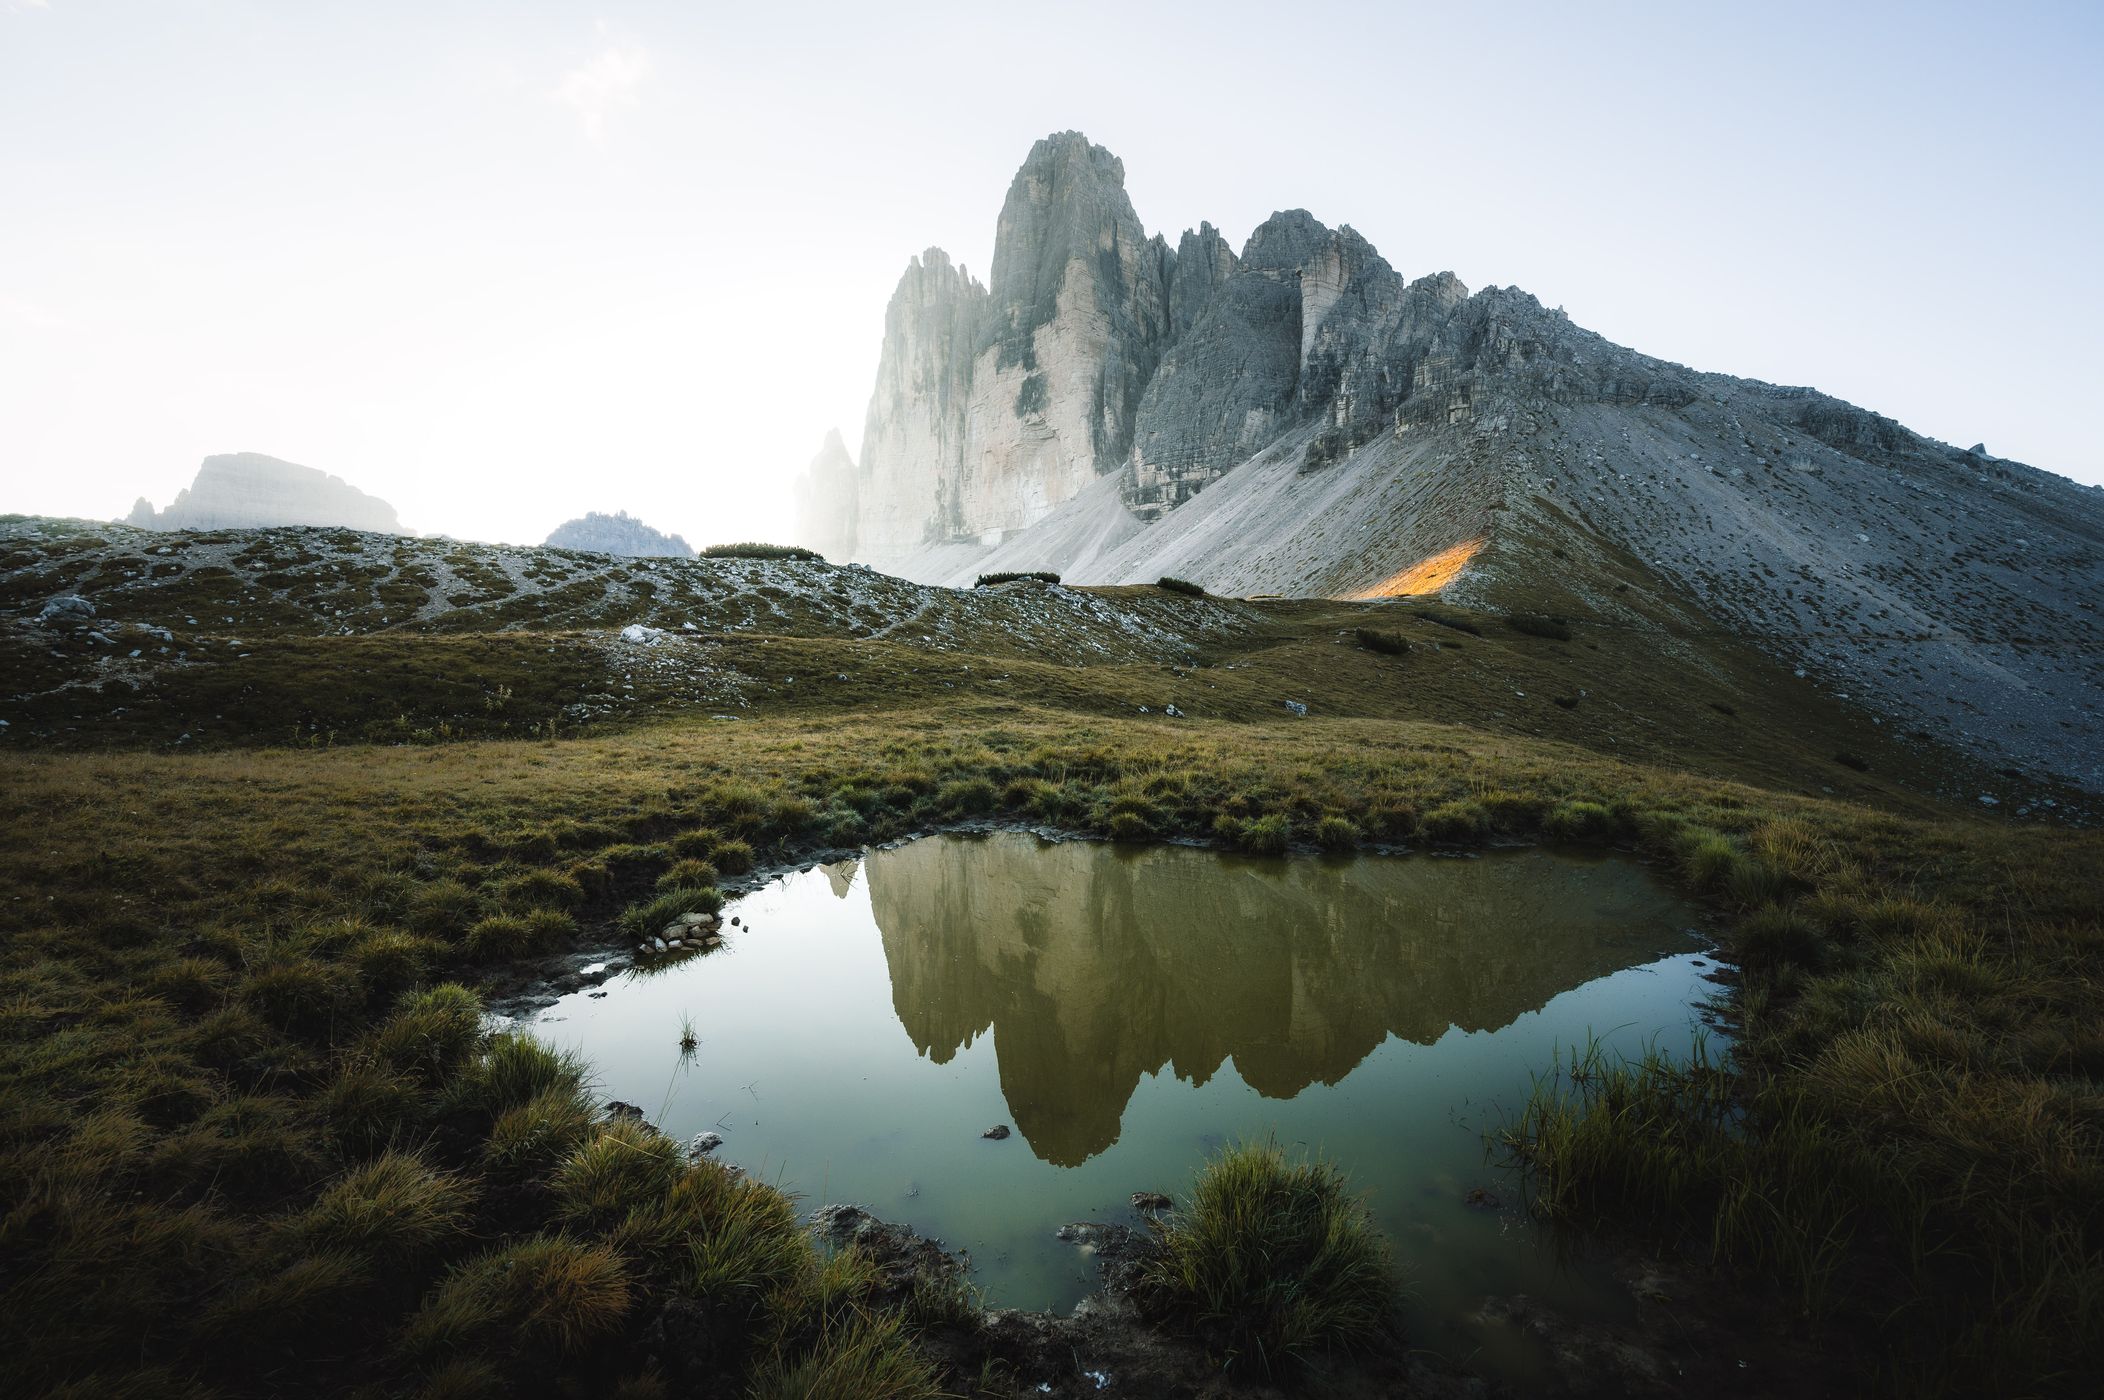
982;1124;1012;1140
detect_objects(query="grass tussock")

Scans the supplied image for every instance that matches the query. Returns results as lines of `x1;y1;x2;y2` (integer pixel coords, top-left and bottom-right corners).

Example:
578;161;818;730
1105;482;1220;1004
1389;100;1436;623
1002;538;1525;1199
1352;627;1409;656
1157;576;1206;598
1136;1141;1397;1379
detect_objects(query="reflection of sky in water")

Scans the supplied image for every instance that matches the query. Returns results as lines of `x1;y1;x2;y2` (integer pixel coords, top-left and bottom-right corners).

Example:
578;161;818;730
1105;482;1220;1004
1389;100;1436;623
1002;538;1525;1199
531;834;1719;1383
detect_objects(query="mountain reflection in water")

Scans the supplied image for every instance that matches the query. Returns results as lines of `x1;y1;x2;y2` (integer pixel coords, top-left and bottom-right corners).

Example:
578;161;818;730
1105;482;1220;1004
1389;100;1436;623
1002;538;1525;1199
863;833;1696;1166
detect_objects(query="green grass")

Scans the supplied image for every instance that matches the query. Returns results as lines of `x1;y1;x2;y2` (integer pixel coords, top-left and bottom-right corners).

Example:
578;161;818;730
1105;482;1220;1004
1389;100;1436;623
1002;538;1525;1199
1136;1141;1398;1378
2;516;2101;1394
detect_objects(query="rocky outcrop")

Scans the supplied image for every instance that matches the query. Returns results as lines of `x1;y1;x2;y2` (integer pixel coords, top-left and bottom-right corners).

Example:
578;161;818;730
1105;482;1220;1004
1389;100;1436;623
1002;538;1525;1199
544;510;694;558
127;453;404;534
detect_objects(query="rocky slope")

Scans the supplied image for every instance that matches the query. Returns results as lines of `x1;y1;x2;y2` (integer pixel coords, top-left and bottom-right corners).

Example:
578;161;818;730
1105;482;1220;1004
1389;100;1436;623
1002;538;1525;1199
799;132;2104;790
544;510;694;558
127;452;404;534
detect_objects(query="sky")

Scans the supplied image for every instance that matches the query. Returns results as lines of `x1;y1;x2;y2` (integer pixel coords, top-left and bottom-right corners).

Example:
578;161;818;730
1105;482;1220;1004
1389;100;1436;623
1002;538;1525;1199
3;1;2101;546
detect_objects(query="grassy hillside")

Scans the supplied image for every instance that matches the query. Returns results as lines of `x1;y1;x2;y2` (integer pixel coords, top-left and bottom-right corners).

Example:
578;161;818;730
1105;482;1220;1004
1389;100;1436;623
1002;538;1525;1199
2;517;2099;1396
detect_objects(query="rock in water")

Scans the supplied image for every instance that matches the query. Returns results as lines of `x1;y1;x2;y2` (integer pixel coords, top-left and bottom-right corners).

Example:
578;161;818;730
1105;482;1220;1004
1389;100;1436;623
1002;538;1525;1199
127;453;405;534
981;1123;1012;1140
544;510;694;558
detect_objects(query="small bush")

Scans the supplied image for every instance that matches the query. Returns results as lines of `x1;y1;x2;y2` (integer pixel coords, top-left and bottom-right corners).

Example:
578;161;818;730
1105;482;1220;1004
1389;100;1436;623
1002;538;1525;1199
1507;612;1573;641
1352;628;1408;656
1137;1141;1396;1378
1833;751;1870;773
1418;799;1490;844
1157;576;1206;597
287;1152;474;1267
405;1235;631;1357
1552;694;1580;710
619;886;724;940
496;869;585;912
656;858;720;892
700;542;821;560
1315;816;1360;853
973;571;1060;587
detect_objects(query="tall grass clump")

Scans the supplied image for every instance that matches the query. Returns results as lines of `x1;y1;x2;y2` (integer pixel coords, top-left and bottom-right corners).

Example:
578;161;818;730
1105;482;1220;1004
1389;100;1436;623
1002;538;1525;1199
404;1235;631;1358
1137;1141;1397;1378
285;1152;475;1268
745;1313;943;1400
1352;627;1408;656
618;886;724;940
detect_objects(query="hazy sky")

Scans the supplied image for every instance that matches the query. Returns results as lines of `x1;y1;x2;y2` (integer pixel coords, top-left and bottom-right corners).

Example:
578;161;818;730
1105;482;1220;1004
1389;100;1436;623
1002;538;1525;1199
5;1;2101;545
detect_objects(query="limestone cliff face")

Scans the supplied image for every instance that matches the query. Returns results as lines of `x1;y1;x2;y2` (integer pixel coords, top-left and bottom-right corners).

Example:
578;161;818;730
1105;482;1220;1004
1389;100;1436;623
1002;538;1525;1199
852;249;986;564
791;430;859;562
846;133;1175;567
835;131;2104;792
127;453;404;534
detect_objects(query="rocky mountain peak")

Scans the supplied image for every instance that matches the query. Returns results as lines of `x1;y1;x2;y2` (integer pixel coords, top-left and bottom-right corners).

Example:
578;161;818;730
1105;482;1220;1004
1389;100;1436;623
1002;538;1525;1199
543;511;693;558
127;453;404;535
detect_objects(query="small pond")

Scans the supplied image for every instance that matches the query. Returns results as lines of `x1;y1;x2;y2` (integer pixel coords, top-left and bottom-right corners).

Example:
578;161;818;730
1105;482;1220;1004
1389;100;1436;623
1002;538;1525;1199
527;832;1720;1381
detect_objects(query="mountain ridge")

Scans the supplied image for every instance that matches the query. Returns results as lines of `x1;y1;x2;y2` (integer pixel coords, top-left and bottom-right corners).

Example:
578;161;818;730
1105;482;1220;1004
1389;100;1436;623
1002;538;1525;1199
796;131;2104;790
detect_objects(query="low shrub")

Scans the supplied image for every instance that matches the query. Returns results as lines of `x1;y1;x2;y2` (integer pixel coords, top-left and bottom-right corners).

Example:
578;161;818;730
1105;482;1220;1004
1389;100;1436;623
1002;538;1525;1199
1507;612;1573;641
1157;576;1206;597
973;571;1060;587
1137;1141;1396;1378
1833;751;1870;773
700;542;821;561
1352;628;1408;656
1552;694;1580;710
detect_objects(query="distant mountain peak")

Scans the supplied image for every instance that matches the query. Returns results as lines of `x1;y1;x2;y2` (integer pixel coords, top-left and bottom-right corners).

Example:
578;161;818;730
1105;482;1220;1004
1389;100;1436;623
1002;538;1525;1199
126;453;404;535
544;511;694;558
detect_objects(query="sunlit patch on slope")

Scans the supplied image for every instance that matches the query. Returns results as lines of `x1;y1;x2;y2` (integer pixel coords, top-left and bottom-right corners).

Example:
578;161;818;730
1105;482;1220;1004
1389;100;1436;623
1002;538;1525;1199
1346;539;1483;599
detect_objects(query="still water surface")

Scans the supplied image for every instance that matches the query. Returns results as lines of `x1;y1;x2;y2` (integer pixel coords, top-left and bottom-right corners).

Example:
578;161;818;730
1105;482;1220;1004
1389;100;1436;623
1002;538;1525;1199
529;832;1718;1372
